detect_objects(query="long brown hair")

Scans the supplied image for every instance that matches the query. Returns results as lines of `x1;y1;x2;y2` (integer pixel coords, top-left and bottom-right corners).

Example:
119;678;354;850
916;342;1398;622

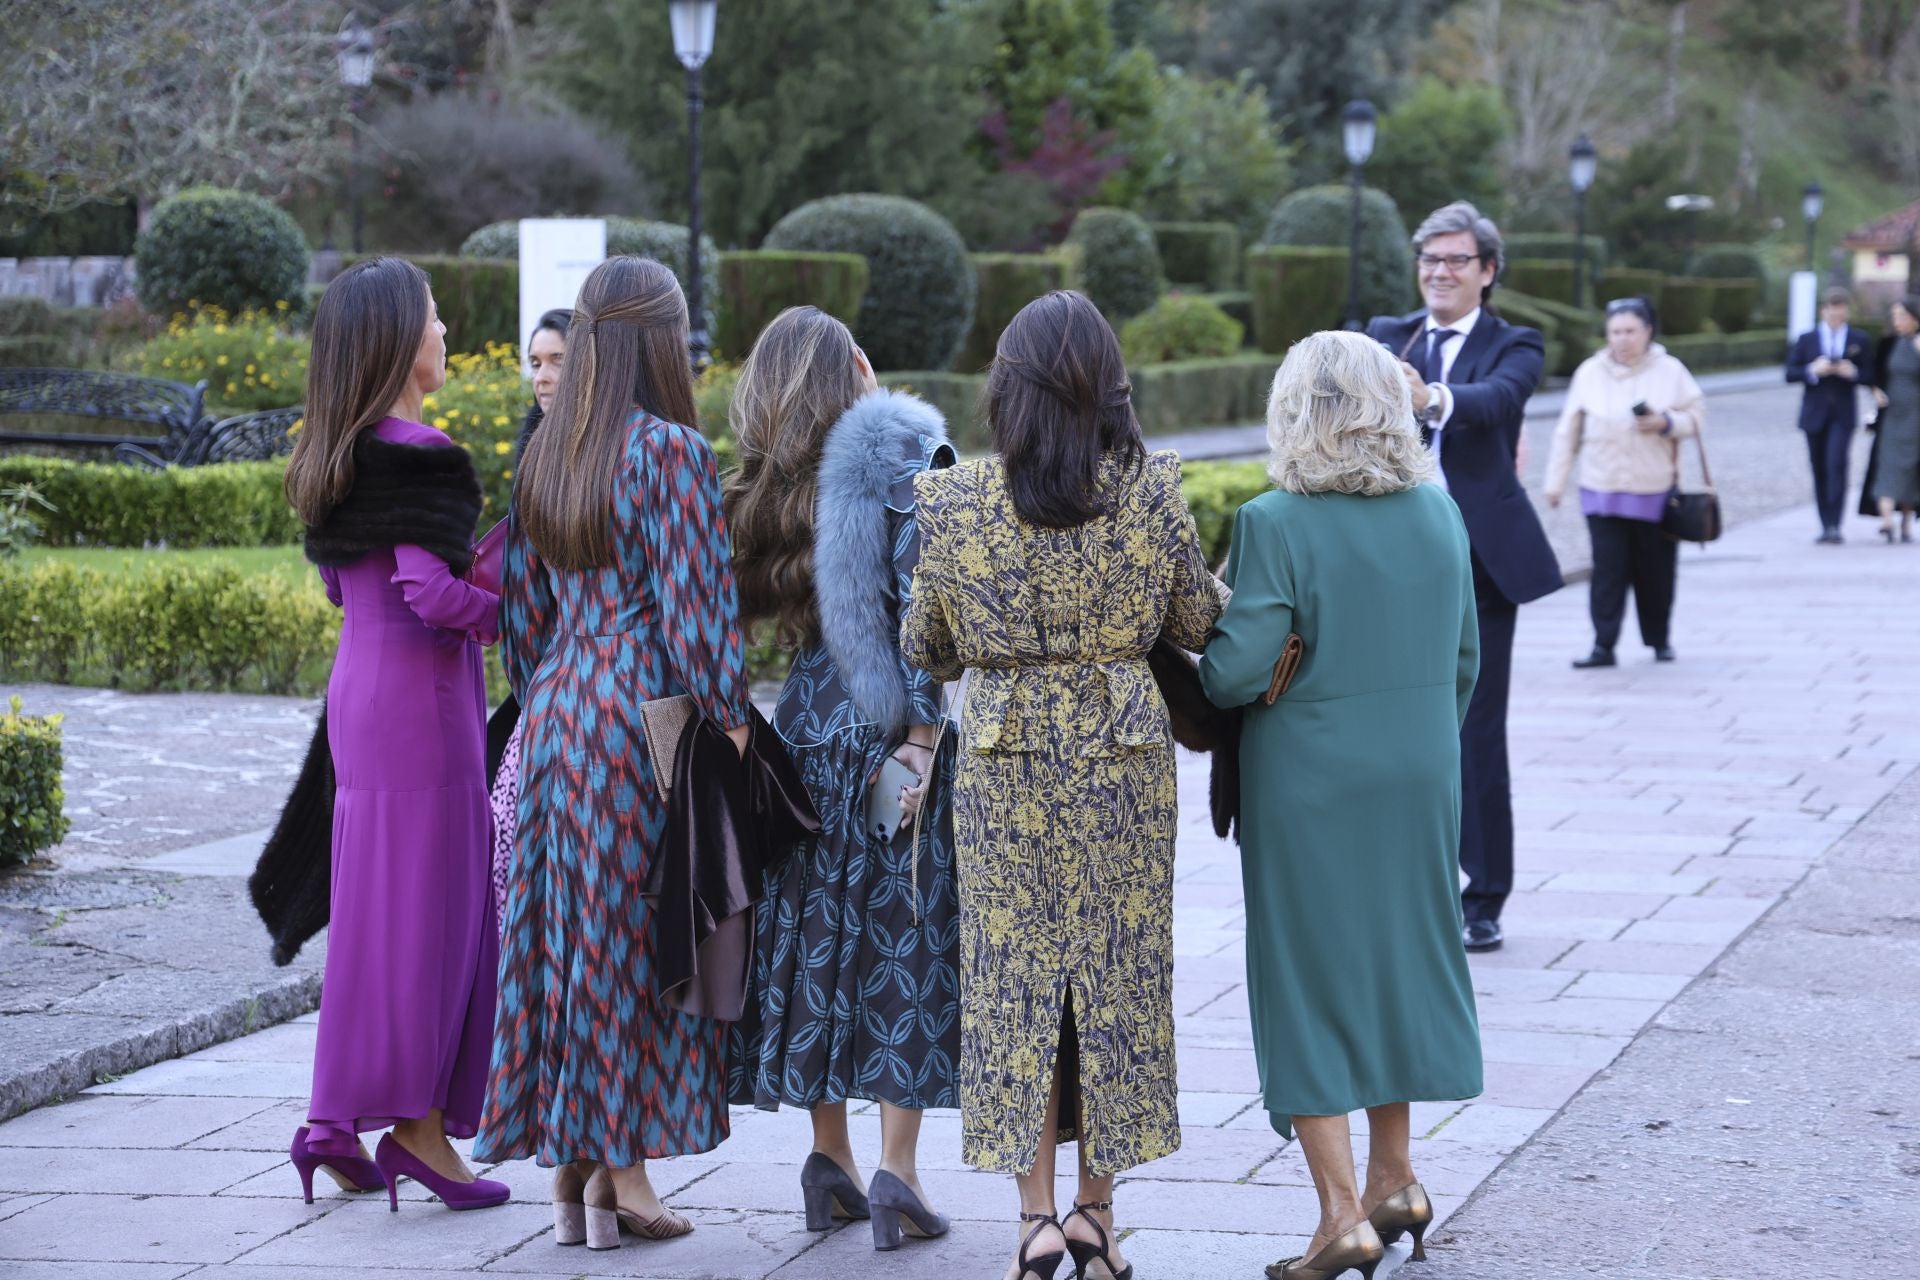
516;256;697;570
988;289;1144;528
285;257;430;526
722;307;866;646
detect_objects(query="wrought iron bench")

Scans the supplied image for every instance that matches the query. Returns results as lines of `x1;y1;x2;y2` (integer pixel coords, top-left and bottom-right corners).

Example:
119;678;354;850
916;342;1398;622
0;367;208;456
115;405;302;469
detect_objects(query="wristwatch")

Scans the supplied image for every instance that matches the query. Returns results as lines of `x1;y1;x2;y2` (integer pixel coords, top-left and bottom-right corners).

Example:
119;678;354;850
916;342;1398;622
1418;386;1445;424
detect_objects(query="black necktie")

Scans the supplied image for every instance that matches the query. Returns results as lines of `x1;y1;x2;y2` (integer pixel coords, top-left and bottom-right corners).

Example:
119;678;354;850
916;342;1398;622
1423;327;1455;385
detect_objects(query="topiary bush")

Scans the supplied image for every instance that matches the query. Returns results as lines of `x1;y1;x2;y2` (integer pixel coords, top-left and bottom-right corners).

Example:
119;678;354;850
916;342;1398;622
1181;459;1273;565
958;254;1069;372
1705;278;1758;334
1130;354;1279;437
1659;278;1715;336
1152;221;1242;290
1246;246;1348;354
347;255;519;355
0;458;301;548
764;195;976;372
0;696;69;866
1599;268;1664;309
714;252;868;361
1199;290;1254;342
1504;233;1608;280
1066;207;1166;324
1686;244;1766;294
1504;259;1578;307
1260;186;1411;322
136;187;308;319
1119;294;1244;366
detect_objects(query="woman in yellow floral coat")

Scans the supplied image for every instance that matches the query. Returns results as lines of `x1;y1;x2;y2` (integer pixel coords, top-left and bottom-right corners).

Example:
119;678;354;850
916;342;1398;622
903;291;1225;1280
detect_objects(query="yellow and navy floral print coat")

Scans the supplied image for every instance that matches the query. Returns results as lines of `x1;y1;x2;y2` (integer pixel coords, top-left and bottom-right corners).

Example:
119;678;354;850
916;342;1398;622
901;450;1225;1175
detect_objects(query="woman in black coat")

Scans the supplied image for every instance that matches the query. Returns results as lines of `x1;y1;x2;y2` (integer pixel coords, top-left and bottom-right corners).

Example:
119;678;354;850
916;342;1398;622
1862;298;1920;543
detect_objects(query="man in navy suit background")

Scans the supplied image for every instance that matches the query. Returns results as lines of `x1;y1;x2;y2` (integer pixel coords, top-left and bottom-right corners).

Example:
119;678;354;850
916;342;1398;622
1367;201;1563;952
1786;286;1875;543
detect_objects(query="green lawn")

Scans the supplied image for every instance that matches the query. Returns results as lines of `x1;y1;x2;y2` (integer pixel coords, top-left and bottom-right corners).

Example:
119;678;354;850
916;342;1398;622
20;543;317;588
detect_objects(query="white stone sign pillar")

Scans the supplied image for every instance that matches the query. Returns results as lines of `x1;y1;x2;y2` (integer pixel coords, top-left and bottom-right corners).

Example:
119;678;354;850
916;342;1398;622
1788;270;1818;342
518;219;606;374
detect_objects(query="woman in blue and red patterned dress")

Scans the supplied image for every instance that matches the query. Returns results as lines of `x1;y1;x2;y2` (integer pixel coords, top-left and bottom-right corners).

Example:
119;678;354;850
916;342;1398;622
473;257;750;1249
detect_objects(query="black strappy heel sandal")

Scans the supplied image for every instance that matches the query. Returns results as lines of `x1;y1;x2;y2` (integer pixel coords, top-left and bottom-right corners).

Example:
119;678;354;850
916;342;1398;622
1012;1211;1067;1280
1063;1200;1134;1280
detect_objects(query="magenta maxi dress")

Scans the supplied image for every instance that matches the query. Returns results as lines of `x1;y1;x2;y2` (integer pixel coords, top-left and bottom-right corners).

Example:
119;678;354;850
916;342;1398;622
305;416;502;1157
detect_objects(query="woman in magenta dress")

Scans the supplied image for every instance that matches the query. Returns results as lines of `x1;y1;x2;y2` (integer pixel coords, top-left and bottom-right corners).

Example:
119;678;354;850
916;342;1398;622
283;256;508;1211
474;257;751;1250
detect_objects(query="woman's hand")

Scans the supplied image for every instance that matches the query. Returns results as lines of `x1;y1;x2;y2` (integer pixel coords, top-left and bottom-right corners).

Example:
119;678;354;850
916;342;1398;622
725;724;750;759
1633;409;1668;434
1874;387;1891;409
890;742;934;822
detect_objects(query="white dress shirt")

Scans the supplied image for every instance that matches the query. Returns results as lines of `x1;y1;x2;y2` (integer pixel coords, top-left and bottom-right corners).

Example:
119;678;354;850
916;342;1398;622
1422;307;1479;487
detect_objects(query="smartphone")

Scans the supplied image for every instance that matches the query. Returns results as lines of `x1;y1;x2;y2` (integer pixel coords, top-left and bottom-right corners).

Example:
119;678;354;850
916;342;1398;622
1631;400;1651;417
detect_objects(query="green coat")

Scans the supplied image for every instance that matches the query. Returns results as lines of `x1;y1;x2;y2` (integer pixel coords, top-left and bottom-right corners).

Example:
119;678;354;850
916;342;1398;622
1198;485;1483;1135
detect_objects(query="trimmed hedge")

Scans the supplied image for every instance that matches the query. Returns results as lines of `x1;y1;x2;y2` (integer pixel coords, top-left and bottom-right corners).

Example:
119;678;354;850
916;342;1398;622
1152;221;1241;290
765;195;976;372
957;254;1068;373
1181;460;1271;566
1504;259;1578;307
877;372;987;450
1504;233;1608;279
458;216;721;340
881;353;1281;451
1486;294;1565;384
1067;208;1167;324
1661;331;1785;371
1247;246;1348;354
0;696;69;866
0;558;337;695
1199;291;1254;341
136;187;308;319
1660;278;1715;336
1120;294;1244;366
1131;354;1279;436
345;255;519;354
1599;267;1664;308
0;458;300;548
1706;279;1758;334
1686;244;1767;292
1501;291;1601;376
713;251;868;361
1260;185;1411;320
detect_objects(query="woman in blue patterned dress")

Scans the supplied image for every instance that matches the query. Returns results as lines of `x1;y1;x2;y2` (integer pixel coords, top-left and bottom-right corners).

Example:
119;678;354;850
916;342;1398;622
723;307;961;1252
473;257;751;1249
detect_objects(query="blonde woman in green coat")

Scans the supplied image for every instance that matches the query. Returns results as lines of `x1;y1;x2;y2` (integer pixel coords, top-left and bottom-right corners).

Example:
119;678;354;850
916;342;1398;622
1199;331;1483;1280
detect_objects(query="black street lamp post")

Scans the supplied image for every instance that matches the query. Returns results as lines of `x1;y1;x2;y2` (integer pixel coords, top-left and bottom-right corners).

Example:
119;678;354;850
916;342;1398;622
1802;181;1825;277
670;0;718;368
1341;99;1376;331
1568;134;1597;309
335;16;376;255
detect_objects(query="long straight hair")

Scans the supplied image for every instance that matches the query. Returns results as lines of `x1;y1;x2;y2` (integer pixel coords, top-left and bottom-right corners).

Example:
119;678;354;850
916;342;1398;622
285;257;430;525
723;306;866;646
516;256;697;569
987;290;1145;528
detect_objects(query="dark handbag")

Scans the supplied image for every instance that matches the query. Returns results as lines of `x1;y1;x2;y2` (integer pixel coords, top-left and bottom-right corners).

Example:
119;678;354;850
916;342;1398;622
1660;426;1722;545
1148;633;1305;845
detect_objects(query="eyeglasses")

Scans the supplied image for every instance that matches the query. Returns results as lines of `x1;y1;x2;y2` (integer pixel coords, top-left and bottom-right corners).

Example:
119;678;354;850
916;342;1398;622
1417;253;1483;273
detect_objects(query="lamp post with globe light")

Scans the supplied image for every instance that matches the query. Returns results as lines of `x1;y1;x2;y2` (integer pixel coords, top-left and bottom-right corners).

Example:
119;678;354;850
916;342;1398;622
1802;181;1824;278
669;1;717;368
335;16;376;255
1341;99;1376;330
1568;134;1598;308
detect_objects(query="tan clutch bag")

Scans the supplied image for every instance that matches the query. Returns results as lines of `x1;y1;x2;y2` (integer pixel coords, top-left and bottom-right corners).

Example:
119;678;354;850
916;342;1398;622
639;694;697;799
1263;633;1305;705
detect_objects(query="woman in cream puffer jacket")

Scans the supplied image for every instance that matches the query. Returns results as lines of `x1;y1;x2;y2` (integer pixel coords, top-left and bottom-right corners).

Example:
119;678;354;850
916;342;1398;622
1544;296;1706;668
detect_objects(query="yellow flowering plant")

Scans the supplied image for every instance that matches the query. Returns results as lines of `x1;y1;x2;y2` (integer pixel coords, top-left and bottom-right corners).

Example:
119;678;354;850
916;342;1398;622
429;344;530;513
125;307;309;416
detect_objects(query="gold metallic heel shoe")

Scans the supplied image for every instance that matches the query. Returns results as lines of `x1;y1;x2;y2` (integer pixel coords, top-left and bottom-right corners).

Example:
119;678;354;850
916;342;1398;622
1266;1220;1385;1280
1367;1182;1434;1261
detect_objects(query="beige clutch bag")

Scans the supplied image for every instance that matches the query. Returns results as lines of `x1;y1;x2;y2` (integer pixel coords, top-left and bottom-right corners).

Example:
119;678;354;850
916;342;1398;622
639;694;696;800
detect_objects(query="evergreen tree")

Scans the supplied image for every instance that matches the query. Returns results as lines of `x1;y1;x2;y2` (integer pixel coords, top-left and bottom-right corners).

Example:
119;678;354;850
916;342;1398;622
536;0;995;247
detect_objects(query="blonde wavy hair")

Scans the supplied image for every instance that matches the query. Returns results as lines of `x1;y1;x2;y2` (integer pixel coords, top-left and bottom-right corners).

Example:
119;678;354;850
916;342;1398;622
1265;330;1436;495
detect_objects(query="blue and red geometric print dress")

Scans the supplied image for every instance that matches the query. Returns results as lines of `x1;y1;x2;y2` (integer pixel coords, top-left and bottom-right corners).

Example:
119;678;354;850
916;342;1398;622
473;412;750;1167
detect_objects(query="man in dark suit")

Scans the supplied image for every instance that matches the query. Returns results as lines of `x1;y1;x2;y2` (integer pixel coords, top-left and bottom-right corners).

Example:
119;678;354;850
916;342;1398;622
1367;201;1564;952
1786;287;1875;543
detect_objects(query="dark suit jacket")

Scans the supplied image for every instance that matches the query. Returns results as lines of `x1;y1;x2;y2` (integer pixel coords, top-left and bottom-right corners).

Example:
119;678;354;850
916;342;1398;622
1365;308;1563;606
1786;325;1874;433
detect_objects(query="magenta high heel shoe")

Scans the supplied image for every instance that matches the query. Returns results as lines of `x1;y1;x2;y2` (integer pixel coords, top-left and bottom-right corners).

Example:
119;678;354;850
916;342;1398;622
373;1132;510;1211
290;1126;385;1203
